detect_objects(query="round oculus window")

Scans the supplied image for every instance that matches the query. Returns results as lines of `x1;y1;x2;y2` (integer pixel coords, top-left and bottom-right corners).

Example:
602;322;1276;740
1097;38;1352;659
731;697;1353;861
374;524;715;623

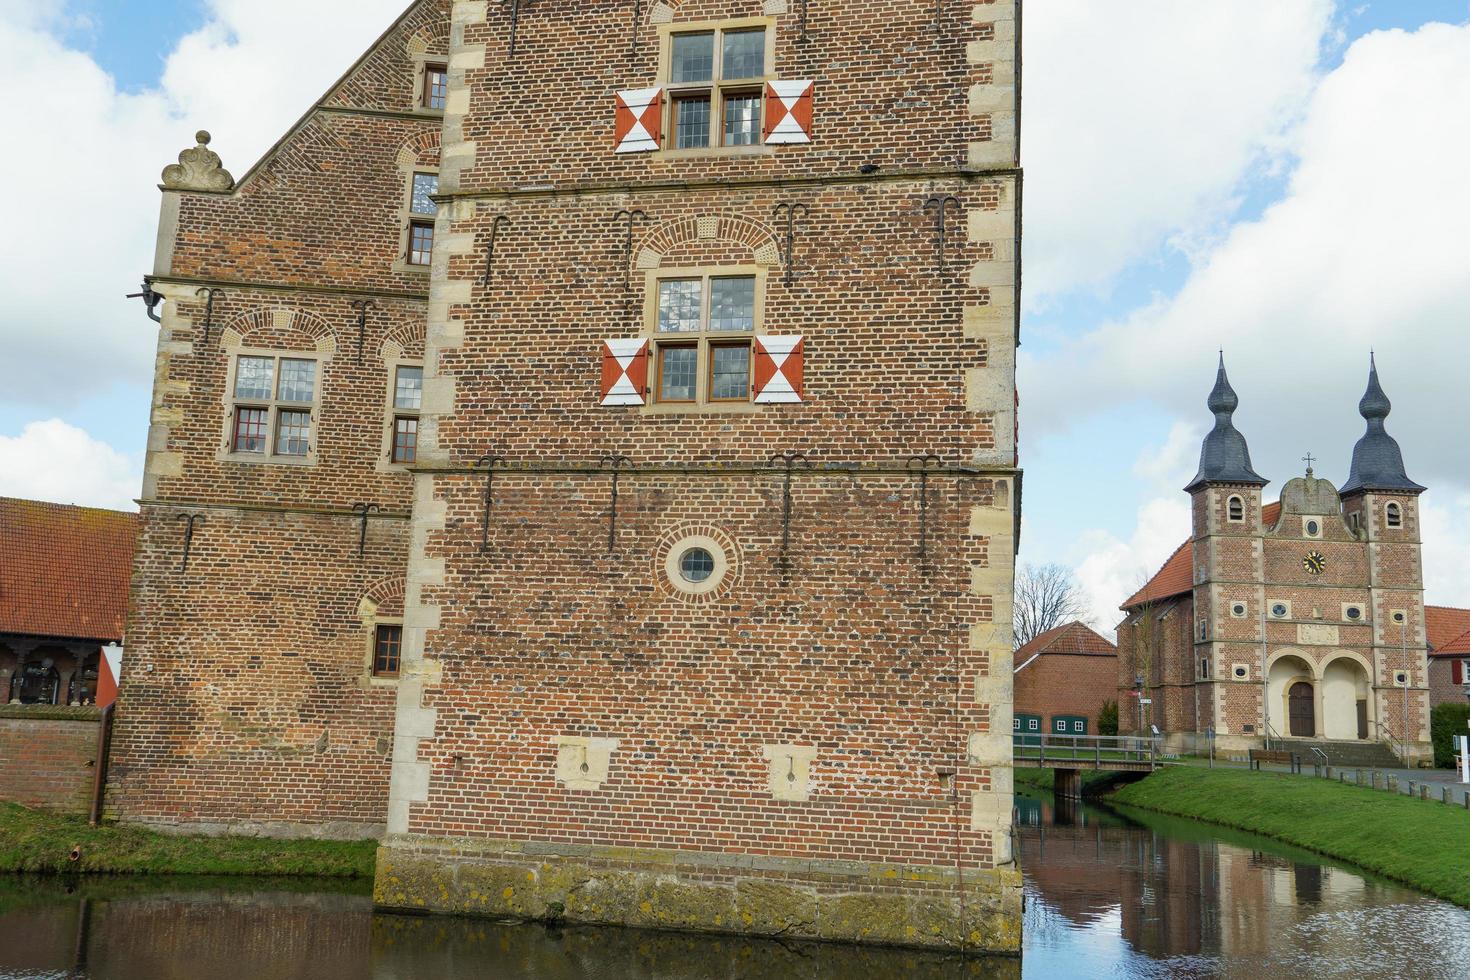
1346;606;1362;621
1306;519;1320;536
1271;603;1288;618
679;547;715;583
1231;603;1247;616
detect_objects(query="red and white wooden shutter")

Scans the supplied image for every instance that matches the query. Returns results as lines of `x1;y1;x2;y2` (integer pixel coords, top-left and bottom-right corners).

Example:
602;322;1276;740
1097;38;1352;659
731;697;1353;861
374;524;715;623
615;87;663;153
1455;659;1465;685
753;335;804;403
763;81;813;144
600;339;649;405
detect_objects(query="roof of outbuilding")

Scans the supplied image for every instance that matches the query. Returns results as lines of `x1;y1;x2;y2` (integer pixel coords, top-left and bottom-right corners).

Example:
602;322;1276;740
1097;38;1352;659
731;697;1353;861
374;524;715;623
0;497;138;642
1428;607;1470;656
1016;621;1117;661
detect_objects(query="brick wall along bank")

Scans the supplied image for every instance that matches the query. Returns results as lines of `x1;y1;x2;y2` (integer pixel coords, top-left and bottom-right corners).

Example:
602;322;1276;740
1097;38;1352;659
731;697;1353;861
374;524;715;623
119;0;1023;952
0;706;102;815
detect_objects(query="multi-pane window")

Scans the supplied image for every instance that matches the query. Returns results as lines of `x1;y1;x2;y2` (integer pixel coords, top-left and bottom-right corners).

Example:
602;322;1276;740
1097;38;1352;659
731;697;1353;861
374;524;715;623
373;624;403;678
229;355;317;459
422;63;447;110
406;172;438;268
390;364;423;464
665;26;766;150
651;274;756;405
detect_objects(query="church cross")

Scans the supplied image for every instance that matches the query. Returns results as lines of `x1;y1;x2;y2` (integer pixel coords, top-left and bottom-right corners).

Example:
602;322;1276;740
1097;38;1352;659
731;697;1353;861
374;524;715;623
1302;452;1316;476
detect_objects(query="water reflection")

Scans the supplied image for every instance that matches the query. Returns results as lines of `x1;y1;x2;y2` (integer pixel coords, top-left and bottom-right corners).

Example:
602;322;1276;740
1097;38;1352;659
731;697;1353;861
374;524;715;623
3;796;1470;979
1017;790;1470;978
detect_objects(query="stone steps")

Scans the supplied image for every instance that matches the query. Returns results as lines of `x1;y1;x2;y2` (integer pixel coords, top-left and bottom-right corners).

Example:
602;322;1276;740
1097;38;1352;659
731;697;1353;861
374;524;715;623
1276;739;1402;769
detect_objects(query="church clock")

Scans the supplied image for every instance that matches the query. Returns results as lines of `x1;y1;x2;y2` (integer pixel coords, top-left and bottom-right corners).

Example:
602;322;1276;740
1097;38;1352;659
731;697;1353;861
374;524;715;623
1302;550;1326;575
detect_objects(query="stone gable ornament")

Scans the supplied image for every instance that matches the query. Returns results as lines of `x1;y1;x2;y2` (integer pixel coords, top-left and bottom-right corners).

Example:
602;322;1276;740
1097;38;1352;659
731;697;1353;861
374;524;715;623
162;131;234;191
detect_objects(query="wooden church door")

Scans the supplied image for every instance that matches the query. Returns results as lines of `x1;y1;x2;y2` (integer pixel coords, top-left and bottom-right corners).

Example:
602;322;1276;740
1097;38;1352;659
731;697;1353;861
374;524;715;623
1289;682;1315;737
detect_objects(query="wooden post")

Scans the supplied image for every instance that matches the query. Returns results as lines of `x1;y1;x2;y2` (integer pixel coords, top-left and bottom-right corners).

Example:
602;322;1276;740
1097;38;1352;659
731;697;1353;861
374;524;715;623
1371;771;1379;790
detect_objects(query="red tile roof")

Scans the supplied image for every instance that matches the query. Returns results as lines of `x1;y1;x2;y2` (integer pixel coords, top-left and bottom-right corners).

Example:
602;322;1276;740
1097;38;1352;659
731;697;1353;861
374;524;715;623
1121;502;1283;610
0;497;137;641
1428;607;1470;656
1439;629;1470;656
1016;621;1117;660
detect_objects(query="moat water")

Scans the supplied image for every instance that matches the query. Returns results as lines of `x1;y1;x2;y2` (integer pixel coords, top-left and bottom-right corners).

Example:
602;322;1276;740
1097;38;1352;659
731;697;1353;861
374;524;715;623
3;790;1468;979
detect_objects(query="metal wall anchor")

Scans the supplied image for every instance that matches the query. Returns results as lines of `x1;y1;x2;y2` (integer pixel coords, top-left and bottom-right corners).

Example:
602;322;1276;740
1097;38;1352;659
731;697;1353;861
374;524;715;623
475;453;507;553
923;195;961;272
481;215;512;287
505;0;529;57
599;454;631;555
797;0;810;41
613;209;649;291
772;202;809;286
908;454;941;560
630;0;643;56
175;512;203;573
934;0;943;34
352;503;380;559
194;288;224;347
350;299;377;366
767;451;811;582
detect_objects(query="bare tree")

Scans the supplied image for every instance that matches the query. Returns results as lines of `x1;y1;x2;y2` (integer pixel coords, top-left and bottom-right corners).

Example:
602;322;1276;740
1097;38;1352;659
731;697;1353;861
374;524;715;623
1013;562;1090;650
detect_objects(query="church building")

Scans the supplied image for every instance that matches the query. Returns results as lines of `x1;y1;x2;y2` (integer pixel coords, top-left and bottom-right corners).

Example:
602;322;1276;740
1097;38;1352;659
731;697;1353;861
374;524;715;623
110;0;1023;952
1117;358;1433;767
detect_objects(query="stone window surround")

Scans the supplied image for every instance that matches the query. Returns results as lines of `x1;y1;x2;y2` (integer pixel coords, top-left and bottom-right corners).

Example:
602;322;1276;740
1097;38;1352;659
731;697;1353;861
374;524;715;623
1385;499;1403;528
376;356;425;473
216;346;324;467
1301;515;1323;539
410;53;448;117
392;165;439;278
639;263;766;415
662;533;730;596
1269;599;1292;620
1341;602;1366;623
656;15;778;159
1226;494;1245;523
1229;600;1247;618
363;616;403;687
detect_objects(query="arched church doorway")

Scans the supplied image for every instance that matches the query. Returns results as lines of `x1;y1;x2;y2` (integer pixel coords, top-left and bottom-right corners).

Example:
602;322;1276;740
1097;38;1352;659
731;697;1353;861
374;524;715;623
1321;656;1373;741
1289;682;1315;737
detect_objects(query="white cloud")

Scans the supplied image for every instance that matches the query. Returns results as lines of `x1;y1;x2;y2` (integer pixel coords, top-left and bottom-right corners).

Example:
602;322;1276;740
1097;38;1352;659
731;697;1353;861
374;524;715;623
1422;492;1470;610
0;0;408;414
0;420;141;510
1022;0;1333;303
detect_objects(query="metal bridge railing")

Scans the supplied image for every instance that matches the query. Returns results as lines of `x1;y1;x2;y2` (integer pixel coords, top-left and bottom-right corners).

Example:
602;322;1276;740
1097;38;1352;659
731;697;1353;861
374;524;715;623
1011;732;1159;769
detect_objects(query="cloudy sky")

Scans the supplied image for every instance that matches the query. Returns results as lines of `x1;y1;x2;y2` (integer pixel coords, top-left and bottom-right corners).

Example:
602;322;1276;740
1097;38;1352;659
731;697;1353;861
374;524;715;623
1;0;1467;629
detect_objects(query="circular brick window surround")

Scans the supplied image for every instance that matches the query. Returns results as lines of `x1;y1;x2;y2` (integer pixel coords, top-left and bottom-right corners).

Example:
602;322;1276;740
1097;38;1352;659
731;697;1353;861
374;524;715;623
655;524;741;603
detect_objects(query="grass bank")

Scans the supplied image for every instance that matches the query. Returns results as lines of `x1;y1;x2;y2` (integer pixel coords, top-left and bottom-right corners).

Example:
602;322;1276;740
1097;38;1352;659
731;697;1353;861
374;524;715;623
1107;767;1470;907
0;804;375;878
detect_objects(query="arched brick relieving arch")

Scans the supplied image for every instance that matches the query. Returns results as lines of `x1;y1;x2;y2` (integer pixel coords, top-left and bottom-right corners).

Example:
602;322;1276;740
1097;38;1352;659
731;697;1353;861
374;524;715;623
406;21;451;57
359;576;407;619
396;129;442;170
636;213;783;269
380;319;428;362
218;308;339;355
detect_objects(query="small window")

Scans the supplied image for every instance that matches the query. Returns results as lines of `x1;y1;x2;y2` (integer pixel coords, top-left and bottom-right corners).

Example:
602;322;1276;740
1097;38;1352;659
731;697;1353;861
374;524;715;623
1200;658;1210;679
1072;720;1084;733
228;354;317;459
1271;602;1289;619
1304;518;1321;538
1227;496;1244;522
422;63;447;110
1231;602;1247;618
1386;502;1402;528
410;173;438;216
663;26;767;150
1197;620;1208;641
650;274;757;406
1391;610;1407;625
408;221;435;266
1028;718;1038;732
1233;665;1249;679
679;547;715;583
1055;719;1067;733
373;624;403;678
389;365;423;465
1345;605;1362;622
1012;717;1020;731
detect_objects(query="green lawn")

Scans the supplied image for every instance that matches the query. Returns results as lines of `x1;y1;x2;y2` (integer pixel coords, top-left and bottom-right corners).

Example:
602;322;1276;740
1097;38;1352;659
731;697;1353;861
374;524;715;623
0;803;376;877
1108;767;1470;907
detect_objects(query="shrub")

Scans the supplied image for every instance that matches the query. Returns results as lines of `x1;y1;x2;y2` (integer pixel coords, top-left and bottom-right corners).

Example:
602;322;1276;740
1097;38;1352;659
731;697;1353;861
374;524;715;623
1431;702;1470;768
1098;700;1119;737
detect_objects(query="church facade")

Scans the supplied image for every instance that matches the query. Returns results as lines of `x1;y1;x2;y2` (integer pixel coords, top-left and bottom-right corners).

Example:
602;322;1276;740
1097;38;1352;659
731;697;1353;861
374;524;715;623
112;0;1024;951
1117;359;1433;766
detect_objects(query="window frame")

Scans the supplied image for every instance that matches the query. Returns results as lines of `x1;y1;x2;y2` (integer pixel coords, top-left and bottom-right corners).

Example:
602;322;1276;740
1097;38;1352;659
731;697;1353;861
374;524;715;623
365;619;404;683
1226;495;1244;523
641;265;765;413
657;17;776;156
379;358;425;470
1385;501;1403;528
394;167;440;276
220;349;322;466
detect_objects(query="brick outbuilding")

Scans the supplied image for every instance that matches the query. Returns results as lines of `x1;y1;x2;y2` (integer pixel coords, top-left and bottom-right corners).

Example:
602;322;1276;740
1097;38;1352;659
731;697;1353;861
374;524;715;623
1013;622;1117;738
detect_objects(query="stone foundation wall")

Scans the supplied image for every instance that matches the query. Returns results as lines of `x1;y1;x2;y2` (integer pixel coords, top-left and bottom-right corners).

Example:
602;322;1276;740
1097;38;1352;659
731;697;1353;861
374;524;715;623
376;836;1022;953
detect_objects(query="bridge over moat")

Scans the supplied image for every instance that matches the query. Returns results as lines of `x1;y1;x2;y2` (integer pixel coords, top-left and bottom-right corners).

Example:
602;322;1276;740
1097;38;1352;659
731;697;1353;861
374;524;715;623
1013;734;1166;799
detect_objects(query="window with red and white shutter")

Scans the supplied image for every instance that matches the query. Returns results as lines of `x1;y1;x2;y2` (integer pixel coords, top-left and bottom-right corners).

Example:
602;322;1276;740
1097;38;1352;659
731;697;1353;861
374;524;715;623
752;336;804;403
1455;659;1466;685
615;88;663;153
762;81;814;144
600;339;649;405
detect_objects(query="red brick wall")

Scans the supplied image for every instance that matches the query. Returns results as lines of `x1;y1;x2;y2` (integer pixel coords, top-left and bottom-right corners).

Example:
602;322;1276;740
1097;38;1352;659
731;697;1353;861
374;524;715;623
0;707;99;814
1015;653;1115;730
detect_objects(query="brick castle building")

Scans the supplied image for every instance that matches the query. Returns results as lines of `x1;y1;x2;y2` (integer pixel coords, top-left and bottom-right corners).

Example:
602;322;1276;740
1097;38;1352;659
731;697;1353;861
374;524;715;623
113;0;1024;951
1117;358;1433;765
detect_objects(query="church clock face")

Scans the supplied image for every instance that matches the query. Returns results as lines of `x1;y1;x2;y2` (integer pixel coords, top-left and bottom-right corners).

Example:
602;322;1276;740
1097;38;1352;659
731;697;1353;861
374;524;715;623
1302;550;1326;575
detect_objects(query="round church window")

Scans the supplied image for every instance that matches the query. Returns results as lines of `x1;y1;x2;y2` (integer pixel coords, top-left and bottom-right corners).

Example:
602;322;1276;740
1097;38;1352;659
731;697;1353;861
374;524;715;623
1272;603;1288;618
1306;519;1320;537
679;547;715;583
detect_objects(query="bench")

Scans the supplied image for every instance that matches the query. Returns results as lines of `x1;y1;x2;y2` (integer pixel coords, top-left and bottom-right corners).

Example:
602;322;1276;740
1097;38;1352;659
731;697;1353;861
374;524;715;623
1249;749;1301;773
